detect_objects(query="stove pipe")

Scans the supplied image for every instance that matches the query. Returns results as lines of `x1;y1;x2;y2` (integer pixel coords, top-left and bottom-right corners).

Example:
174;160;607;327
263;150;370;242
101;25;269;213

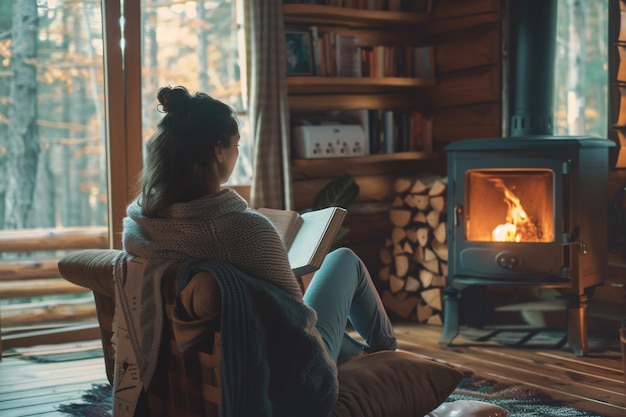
508;0;558;137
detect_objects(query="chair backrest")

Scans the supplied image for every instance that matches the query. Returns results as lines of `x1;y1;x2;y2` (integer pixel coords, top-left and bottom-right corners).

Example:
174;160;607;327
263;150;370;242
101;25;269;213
144;264;222;417
58;250;224;416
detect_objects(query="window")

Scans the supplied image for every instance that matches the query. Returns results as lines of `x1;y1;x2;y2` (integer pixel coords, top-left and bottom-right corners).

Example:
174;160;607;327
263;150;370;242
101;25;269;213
139;0;251;185
554;0;608;137
0;0;250;346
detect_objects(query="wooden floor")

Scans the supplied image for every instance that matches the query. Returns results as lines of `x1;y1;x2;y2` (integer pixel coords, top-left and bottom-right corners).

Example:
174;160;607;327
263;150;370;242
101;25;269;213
0;339;109;417
0;323;625;417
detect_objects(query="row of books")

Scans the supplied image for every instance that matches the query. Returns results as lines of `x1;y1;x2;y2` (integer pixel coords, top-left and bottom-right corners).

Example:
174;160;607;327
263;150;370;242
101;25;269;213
283;0;432;13
362;45;434;79
306;28;434;78
367;109;433;155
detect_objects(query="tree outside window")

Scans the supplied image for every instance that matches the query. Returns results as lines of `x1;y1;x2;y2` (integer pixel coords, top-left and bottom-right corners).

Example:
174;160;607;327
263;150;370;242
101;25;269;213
554;0;608;138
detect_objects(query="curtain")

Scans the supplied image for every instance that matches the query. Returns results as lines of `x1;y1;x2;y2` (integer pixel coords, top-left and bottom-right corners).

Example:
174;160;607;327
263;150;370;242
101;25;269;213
247;0;292;210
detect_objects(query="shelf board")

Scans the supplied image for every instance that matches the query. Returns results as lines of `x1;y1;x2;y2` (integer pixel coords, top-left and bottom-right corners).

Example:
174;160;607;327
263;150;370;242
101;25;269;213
288;93;426;113
287;76;435;94
291;151;440;178
283;4;429;28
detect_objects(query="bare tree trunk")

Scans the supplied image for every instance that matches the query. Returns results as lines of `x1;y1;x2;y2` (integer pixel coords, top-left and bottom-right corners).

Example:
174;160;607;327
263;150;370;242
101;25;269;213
5;0;39;230
144;0;158;134
566;0;586;135
82;2;107;226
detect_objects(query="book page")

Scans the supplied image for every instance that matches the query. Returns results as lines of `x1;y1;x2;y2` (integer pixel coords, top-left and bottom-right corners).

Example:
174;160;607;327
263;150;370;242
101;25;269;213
257;208;303;250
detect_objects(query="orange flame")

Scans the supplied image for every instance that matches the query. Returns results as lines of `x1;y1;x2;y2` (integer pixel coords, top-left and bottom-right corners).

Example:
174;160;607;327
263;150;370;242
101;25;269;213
489;178;538;242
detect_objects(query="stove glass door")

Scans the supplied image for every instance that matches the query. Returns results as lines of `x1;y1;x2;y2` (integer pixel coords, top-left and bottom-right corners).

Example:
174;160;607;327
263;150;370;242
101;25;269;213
465;169;554;243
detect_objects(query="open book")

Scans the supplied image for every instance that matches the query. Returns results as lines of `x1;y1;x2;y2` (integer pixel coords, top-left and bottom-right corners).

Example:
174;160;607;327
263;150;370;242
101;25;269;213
257;206;347;276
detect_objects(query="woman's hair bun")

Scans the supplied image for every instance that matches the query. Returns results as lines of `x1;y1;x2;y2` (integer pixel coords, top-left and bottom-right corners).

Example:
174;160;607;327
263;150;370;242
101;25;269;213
157;85;191;117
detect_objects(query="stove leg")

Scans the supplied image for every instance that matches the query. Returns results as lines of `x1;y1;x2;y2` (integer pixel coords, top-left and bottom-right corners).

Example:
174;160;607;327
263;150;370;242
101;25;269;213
439;288;460;345
567;294;589;357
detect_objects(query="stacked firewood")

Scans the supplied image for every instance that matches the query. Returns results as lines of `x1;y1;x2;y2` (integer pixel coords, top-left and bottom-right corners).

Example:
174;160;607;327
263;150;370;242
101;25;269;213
378;174;448;324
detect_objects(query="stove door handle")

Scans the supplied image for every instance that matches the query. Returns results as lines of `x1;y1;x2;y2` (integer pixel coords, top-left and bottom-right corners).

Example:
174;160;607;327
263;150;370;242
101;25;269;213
561;240;588;255
453;204;463;227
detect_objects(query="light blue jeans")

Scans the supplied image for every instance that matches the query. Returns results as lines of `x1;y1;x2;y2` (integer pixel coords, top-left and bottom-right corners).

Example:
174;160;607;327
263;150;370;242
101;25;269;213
303;247;397;362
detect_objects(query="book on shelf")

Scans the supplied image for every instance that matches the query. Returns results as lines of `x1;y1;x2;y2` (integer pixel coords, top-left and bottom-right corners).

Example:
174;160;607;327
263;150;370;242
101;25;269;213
257;206;348;276
367;109;432;154
309;26;322;76
383;111;395;153
335;34;361;77
360;45;434;79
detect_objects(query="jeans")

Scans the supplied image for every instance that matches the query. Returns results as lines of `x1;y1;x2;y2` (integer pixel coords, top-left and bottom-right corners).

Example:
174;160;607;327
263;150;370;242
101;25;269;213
303;247;397;362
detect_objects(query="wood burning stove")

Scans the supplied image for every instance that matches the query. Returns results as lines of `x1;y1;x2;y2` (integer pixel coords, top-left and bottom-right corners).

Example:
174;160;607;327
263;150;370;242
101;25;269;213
440;0;614;356
441;136;612;356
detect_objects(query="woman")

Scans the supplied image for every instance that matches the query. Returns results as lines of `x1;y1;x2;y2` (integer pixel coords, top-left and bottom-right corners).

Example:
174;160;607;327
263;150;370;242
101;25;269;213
116;85;396;415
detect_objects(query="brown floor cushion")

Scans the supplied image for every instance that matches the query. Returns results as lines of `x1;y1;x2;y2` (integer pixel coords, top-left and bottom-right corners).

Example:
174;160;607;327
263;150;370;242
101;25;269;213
333;350;464;417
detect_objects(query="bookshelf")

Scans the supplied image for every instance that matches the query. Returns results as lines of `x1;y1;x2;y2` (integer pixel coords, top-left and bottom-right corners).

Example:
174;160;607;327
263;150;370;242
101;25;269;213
284;2;435;158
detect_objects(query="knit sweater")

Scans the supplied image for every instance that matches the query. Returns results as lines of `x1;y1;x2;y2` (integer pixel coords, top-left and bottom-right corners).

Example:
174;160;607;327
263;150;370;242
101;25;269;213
114;189;304;391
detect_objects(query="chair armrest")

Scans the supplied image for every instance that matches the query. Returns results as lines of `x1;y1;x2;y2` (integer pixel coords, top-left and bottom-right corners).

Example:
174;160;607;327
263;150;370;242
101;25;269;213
58;249;121;297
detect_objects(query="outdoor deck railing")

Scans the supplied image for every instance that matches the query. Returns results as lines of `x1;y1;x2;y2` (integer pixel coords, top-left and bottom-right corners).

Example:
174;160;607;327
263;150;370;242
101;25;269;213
0;226;109;351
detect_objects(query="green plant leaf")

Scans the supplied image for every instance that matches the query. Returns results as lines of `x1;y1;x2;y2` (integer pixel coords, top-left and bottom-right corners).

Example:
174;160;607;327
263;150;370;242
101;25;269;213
309;175;360;211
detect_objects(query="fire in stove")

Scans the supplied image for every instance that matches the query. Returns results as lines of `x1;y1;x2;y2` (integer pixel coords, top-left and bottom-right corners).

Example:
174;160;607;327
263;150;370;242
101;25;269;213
490;178;538;242
466;170;553;243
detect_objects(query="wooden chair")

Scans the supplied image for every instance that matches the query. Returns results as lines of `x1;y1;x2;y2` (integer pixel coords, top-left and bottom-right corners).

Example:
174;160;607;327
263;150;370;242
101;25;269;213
145;269;222;417
58;250;222;416
59;249;466;417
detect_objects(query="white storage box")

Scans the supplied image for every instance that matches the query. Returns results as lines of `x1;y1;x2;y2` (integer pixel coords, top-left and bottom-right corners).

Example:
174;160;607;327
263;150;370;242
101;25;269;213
292;125;367;159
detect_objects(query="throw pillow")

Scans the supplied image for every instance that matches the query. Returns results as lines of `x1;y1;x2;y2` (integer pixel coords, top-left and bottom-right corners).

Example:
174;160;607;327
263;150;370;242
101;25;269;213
332;350;464;417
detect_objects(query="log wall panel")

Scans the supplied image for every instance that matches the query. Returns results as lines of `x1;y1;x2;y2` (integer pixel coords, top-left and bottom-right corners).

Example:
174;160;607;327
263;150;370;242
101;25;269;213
436;27;500;74
433;103;502;147
423;67;500;109
430;0;499;21
427;12;499;39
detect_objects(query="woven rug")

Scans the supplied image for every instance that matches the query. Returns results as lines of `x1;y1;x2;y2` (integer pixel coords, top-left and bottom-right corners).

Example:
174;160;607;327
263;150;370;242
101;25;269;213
447;370;604;417
57;371;606;417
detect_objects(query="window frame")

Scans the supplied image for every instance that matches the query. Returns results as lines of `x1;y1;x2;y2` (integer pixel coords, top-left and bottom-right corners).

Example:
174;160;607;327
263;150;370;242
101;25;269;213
103;0;142;249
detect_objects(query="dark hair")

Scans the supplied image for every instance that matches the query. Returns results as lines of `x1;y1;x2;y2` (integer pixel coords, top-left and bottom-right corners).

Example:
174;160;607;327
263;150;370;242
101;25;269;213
140;85;239;217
